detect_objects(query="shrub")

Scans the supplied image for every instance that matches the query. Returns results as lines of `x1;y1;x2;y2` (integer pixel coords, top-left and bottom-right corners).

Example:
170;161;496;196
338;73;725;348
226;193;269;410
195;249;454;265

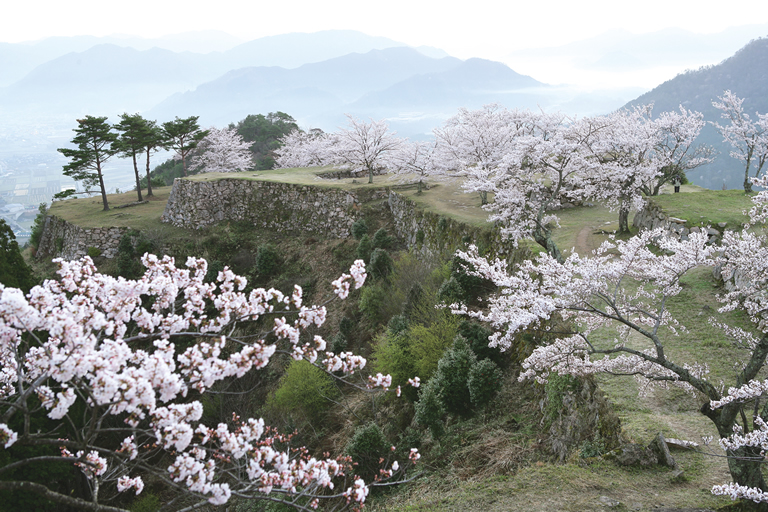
345;423;389;480
372;228;394;249
267;360;338;426
467;358;503;409
356;234;372;263
387;315;409;336
86;246;102;259
433;336;476;416
351;218;368;240
408;316;459;381
437;276;464;305
255;243;281;277
402;282;424;320
368;248;394;280
359;284;394;327
372;331;417;399
330;332;347;353
414;378;445;438
544;373;579;425
458;320;506;367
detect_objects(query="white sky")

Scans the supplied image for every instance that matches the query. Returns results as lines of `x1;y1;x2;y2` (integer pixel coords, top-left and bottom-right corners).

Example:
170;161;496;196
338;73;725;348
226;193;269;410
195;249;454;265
4;0;768;59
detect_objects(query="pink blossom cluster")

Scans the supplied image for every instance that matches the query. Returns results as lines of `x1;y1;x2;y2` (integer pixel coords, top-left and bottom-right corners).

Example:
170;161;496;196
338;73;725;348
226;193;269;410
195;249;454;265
0;255;418;508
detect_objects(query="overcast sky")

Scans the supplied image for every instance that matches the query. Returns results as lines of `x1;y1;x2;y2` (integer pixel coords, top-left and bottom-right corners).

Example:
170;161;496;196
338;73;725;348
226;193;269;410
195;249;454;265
5;0;768;59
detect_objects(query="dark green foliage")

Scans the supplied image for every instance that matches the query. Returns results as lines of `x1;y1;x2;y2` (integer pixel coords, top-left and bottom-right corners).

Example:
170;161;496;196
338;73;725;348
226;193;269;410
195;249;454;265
414;378;445;438
345;423;389;480
255;243;281;277
146;157;184;187
205;260;226;283
162;116;208;177
86;246;102;258
114;113;159;202
356;234;372;263
467;358;503;409
458;320;506;367
372;228;394;249
415;229;425;245
28;202;47;250
339;316;355;338
351;218;368;240
433;336;476;416
57;115;118;211
359;284;390;326
436;275;464;304
116;230;157;279
368;248;394;280
0;219;35;292
230;112;299;170
330;332;348;353
387;314;409;336
437;256;496;306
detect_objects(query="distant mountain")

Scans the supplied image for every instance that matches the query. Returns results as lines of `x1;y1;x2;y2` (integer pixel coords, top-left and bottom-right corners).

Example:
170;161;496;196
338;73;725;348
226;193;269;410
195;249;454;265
0;44;225;117
0;30;406;88
220;30;406;69
623;37;768;190
146;47;469;128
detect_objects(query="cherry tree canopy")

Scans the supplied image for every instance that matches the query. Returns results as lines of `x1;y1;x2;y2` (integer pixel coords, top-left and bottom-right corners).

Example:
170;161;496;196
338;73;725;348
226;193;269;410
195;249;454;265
0;256;419;510
452;178;768;500
191;126;254;173
712;90;768;193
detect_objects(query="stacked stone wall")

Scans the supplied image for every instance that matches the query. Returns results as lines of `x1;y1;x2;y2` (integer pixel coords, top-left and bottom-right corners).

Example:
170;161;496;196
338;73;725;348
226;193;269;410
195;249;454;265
36;216;128;260
160;178;391;238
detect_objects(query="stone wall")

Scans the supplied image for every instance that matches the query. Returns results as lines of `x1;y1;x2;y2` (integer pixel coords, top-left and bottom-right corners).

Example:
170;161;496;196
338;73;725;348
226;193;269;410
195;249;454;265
36;215;128;260
633;201;727;245
161;178;389;237
387;192;530;265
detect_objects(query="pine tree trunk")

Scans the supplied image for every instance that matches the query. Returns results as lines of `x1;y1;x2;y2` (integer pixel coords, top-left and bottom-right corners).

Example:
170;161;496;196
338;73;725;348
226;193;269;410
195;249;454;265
132;153;143;202
145;150;153;198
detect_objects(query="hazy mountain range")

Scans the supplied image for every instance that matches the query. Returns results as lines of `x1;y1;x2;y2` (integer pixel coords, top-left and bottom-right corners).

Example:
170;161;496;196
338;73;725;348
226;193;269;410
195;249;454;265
0;27;767;204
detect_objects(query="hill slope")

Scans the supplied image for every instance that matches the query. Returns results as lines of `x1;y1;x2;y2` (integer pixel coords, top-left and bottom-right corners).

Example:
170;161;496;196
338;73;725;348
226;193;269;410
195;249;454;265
624;37;768;190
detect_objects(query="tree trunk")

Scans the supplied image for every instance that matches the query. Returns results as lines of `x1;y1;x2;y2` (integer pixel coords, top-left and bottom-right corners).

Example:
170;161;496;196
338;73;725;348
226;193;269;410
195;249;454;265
745;175;754;193
145;149;153;198
96;157;109;211
479;191;488;206
534;227;564;263
618;207;630;234
132;153;143;202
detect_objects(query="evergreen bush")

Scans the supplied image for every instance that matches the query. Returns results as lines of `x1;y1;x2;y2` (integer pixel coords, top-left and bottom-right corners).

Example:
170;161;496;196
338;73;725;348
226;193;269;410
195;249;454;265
345;423;389;480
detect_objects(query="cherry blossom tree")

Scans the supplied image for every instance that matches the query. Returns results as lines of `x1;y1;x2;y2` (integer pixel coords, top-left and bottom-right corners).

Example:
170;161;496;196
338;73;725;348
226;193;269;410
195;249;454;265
644;106;715;196
388;139;443;194
583;106;661;234
274;128;333;169
433;104;532;205
0;256;419;510
191;126;254;173
328;115;403;184
712;90;768;193
451;179;768;500
487;111;607;262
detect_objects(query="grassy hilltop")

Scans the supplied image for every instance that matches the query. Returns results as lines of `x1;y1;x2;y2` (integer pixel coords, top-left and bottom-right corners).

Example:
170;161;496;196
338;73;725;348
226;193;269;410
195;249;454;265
43;172;760;512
